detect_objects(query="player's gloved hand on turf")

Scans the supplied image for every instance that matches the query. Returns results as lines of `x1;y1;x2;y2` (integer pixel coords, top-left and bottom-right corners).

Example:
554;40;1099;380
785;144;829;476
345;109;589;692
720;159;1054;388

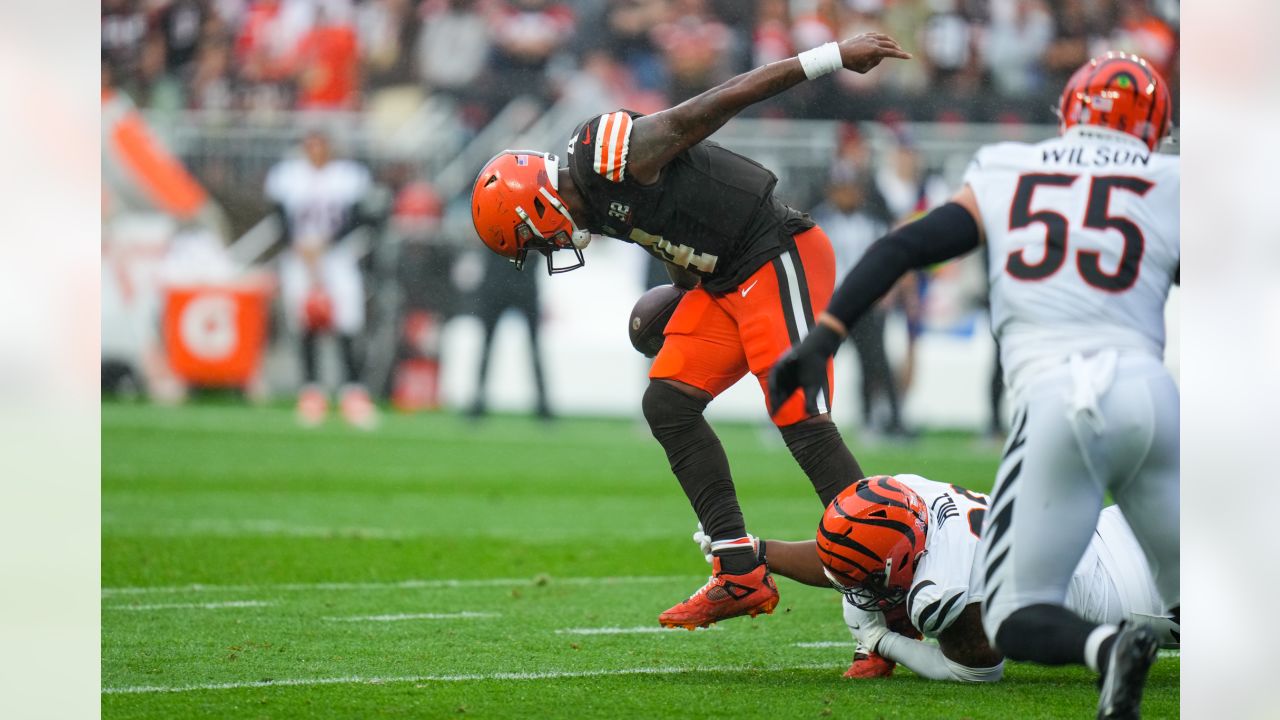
768;323;844;417
692;523;759;565
844;602;890;654
845;644;896;679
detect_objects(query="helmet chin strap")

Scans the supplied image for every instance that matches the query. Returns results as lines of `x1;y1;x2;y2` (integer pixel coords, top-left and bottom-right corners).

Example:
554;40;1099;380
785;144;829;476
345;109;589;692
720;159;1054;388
538;187;591;250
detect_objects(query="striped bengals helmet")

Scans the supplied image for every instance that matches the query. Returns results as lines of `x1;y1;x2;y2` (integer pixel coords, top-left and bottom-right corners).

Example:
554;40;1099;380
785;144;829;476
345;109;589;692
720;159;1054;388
1059;52;1173;151
816;476;928;610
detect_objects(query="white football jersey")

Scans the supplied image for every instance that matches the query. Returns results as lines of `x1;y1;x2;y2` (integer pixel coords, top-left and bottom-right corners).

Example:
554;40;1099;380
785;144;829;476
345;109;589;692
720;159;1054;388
847;474;1173;642
963;126;1179;393
894;474;990;639
265;157;371;246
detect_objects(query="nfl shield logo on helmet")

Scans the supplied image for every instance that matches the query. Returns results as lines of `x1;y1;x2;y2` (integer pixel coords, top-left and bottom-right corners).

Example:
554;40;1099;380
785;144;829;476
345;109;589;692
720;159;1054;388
515;155;529;166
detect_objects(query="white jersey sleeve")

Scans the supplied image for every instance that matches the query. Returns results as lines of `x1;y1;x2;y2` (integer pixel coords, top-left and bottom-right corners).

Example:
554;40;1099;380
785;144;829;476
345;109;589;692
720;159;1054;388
963;127;1180;393
894;474;990;638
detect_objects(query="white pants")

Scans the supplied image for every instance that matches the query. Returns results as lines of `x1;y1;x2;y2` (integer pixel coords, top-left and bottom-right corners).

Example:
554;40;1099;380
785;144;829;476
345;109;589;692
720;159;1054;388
1067;507;1179;646
980;351;1180;645
280;247;365;335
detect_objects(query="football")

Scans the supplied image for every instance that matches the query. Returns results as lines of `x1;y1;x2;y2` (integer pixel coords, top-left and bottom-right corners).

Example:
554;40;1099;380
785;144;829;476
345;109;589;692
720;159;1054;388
628;284;686;357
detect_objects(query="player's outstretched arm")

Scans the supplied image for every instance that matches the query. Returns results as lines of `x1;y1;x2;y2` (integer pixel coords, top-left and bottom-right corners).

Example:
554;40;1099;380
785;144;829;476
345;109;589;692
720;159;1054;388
625;34;910;184
768;186;983;416
867;603;1005;682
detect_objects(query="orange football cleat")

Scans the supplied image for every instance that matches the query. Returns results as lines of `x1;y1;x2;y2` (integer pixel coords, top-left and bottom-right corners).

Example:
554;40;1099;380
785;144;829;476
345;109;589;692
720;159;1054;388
297;384;327;427
844;651;895;679
658;558;779;630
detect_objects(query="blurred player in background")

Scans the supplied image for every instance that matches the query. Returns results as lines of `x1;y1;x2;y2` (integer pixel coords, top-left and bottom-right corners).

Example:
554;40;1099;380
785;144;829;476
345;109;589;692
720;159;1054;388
810;161;907;439
266;128;378;428
472;33;910;630
771;53;1178;719
700;475;1177;683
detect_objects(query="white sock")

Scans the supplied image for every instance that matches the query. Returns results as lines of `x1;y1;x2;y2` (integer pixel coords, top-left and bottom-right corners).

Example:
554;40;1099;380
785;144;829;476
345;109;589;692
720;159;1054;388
1084;624;1119;673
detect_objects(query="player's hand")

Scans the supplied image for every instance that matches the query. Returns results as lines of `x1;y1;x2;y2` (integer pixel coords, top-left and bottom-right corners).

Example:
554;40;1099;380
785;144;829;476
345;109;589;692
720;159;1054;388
845;603;890;653
767;323;844;417
839;33;912;74
692;523;714;564
692;523;758;565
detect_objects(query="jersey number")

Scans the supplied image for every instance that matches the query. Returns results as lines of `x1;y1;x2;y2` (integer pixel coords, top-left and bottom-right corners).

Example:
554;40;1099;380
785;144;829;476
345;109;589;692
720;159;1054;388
1005;174;1154;292
949;484;988;539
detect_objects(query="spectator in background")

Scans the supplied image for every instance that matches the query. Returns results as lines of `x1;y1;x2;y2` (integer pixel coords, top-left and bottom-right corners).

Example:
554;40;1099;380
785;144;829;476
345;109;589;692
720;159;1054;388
650;0;733;103
128;32;186;112
417;0;492;100
873;135;946;399
811;162;909;438
390;180;452;412
357;0;421;92
293;3;360;110
189;32;236;111
488;0;576;106
1110;0;1177;80
984;0;1054;98
265;129;379;428
600;0;669;93
752;0;792;68
103;0;148;77
156;0;208;77
1042;0;1096;90
468;251;552;421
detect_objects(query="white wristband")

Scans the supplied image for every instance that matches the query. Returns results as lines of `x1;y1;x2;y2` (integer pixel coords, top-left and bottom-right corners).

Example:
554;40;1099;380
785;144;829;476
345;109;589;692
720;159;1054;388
798;42;843;80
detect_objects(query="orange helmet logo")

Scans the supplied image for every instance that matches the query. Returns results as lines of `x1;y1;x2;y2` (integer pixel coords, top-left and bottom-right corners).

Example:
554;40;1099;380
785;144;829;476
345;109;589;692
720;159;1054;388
470;150;590;274
1059;52;1173;151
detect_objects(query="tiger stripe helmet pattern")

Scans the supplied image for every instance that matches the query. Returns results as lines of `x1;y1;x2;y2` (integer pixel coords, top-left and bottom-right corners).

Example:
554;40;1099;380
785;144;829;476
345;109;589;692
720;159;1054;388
1059;51;1173;151
816;476;929;611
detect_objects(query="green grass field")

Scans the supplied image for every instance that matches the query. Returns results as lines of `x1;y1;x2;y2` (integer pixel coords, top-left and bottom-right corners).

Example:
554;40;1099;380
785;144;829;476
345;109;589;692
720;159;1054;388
102;402;1178;718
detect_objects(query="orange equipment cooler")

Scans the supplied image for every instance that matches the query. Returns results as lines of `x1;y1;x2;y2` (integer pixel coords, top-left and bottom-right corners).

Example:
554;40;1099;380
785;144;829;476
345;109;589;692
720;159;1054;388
163;283;271;387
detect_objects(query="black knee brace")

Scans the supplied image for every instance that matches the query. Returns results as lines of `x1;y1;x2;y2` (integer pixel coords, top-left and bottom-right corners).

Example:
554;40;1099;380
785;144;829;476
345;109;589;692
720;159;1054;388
994;603;1097;666
642;381;745;542
779;416;864;507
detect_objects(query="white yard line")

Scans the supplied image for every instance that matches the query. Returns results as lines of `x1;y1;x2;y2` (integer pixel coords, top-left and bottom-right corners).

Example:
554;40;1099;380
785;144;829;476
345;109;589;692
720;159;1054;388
102;574;696;598
792;641;855;648
102;662;838;695
105;600;273;611
323;612;499;622
555;626;720;635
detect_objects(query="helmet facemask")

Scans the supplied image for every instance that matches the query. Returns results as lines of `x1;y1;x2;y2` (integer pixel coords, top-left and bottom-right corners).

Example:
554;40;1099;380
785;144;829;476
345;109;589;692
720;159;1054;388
508;152;591;274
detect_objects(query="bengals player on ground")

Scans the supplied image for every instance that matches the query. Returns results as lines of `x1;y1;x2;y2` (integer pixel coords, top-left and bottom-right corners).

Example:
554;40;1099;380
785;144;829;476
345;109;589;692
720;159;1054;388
472;34;910;629
694;475;1178;683
770;53;1178;719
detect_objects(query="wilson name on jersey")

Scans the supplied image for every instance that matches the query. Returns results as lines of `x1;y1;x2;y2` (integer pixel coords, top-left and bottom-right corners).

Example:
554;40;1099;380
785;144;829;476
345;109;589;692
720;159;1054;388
565;110;813;294
964;126;1179;393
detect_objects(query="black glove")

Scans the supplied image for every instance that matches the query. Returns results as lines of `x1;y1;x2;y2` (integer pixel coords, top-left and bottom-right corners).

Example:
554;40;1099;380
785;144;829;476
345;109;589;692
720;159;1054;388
768;323;844;417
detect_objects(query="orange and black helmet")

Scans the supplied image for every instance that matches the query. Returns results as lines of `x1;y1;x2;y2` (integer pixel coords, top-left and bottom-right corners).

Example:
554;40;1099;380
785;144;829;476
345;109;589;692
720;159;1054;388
1059;51;1173;151
817;476;929;610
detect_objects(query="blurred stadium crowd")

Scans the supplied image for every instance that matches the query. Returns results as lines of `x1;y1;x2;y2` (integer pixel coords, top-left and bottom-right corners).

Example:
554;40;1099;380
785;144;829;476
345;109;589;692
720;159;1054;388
100;0;1178;434
104;0;1178;123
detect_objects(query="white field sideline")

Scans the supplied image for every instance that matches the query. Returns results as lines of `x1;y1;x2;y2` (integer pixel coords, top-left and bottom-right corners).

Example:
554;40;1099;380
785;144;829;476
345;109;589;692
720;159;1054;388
323;612;499;622
102;574;698;597
106;600;273;611
788;641;1183;659
103;662;839;695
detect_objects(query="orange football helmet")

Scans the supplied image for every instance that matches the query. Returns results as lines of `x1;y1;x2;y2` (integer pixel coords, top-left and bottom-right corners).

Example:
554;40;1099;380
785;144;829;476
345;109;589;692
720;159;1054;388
303;287;334;332
1059;51;1173;151
471;150;591;274
817;475;929;610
